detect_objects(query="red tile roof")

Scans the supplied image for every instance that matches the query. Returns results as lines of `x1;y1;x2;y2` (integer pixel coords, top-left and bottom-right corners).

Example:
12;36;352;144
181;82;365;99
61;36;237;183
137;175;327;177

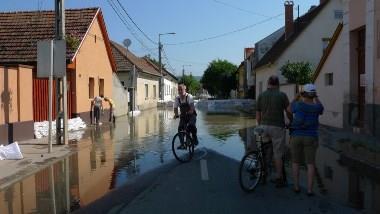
111;41;161;77
0;8;99;64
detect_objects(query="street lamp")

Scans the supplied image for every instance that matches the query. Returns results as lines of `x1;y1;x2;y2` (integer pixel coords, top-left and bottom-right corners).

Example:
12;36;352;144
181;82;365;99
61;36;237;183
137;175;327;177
158;32;175;100
182;64;192;78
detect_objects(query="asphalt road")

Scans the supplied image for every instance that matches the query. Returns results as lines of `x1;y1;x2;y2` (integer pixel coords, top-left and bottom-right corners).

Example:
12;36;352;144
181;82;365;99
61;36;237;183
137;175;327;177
77;148;359;214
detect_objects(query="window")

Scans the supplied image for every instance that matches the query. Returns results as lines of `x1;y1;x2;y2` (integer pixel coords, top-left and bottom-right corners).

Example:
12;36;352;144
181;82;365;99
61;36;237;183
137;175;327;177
145;84;149;99
99;78;104;96
322;38;330;52
334;10;343;20
325;73;333;86
89;77;94;98
153;85;157;98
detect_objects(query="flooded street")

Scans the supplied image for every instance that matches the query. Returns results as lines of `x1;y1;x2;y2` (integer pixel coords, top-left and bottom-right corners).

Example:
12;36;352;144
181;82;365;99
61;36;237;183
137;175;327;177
0;108;378;213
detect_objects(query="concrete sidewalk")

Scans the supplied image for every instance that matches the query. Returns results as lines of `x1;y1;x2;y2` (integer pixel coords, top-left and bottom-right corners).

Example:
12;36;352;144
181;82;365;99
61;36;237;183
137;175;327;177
77;149;359;214
0;137;76;190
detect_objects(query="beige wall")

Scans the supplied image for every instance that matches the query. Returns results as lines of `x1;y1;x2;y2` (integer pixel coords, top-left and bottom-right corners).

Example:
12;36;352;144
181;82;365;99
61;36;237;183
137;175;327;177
75;17;113;113
136;77;158;110
18;67;33;121
315;31;346;128
0;65;33;125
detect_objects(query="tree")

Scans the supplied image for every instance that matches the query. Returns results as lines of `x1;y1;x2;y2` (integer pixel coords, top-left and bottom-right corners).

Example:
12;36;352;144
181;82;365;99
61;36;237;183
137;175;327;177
280;61;313;92
179;74;201;96
144;54;166;69
201;59;237;98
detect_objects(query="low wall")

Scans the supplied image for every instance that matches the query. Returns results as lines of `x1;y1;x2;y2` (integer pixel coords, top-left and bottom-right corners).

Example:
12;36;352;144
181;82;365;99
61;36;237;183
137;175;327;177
197;99;255;114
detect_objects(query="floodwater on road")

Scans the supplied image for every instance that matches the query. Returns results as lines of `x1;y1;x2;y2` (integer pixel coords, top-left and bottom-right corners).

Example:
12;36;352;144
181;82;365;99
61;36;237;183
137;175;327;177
0;107;379;213
0;108;255;214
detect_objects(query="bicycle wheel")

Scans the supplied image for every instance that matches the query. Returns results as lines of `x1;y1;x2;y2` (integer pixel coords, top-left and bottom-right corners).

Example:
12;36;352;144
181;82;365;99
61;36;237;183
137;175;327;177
239;151;263;192
172;131;193;163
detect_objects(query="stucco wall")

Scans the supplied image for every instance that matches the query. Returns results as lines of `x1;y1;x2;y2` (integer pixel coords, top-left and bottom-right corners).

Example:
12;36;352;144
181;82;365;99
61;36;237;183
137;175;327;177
163;78;177;101
75;17;113;113
112;73;129;116
315;31;346;128
19;66;33;121
136;77;159;110
0;66;33;125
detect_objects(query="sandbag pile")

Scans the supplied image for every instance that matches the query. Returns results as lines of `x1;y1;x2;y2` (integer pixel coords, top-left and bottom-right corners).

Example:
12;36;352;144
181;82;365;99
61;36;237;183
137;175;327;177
0;142;23;160
34;117;87;140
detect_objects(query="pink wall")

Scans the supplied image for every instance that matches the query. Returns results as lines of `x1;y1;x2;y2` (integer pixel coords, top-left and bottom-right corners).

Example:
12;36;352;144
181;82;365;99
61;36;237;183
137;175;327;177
349;0;366;30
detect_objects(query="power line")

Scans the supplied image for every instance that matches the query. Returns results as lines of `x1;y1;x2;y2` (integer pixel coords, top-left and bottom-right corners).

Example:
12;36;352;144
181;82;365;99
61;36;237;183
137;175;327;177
161;47;176;73
169;57;208;66
113;0;157;45
107;0;157;56
165;13;283;46
212;0;277;18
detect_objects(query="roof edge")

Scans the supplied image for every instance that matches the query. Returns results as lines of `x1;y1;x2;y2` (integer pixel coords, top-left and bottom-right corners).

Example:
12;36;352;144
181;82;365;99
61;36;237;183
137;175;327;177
312;22;343;82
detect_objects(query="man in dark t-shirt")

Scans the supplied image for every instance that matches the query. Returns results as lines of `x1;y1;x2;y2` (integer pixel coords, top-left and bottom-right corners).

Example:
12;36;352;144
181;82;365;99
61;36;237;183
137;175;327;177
256;75;292;187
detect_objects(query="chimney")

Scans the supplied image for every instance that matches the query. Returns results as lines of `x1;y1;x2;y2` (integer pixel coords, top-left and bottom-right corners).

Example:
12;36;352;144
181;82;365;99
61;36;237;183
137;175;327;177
244;48;254;59
284;1;294;40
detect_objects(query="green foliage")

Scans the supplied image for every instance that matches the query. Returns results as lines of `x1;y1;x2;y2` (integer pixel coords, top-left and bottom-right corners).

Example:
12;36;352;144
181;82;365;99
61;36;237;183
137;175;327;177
201;59;237;98
65;34;81;51
280;61;313;85
179;74;201;95
144;55;166;69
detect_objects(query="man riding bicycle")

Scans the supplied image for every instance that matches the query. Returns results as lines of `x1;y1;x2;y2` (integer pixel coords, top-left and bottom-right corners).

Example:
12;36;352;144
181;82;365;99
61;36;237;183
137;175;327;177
173;84;198;149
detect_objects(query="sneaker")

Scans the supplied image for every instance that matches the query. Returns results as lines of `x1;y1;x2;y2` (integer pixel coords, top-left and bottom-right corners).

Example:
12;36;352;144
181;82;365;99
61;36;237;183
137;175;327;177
177;144;186;150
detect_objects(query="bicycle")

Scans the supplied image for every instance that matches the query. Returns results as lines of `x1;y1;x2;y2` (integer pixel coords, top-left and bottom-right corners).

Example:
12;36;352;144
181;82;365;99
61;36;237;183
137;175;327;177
238;127;273;192
172;115;195;163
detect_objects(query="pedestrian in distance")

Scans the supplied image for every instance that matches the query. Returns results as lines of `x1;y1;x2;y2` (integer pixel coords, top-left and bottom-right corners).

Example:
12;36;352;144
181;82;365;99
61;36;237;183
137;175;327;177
288;83;324;196
173;84;198;149
104;97;116;124
91;94;104;126
256;75;293;188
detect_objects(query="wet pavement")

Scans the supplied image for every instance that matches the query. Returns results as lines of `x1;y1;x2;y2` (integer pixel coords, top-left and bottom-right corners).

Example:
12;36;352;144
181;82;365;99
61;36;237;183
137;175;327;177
0;107;378;213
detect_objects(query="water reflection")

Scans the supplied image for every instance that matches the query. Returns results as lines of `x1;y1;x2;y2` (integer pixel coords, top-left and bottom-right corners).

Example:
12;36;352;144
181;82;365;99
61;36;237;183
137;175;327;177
0;108;256;213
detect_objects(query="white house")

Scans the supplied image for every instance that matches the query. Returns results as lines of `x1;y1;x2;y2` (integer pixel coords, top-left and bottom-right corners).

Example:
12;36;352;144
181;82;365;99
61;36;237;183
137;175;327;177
255;0;343;101
313;0;380;137
145;60;178;103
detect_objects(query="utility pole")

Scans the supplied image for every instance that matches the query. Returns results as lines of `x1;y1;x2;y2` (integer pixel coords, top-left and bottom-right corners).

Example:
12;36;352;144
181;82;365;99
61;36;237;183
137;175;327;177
182;64;191;79
55;0;67;145
158;32;175;100
158;36;163;100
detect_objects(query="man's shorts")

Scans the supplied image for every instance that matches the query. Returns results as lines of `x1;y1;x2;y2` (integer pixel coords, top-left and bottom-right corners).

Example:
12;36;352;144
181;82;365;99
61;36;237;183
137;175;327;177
259;125;286;160
290;136;318;164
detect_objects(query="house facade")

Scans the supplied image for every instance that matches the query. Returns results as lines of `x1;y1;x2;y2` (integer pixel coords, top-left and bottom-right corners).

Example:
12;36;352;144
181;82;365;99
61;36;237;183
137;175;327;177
255;0;343;101
111;42;160;111
0;8;115;142
314;0;380;137
236;62;245;98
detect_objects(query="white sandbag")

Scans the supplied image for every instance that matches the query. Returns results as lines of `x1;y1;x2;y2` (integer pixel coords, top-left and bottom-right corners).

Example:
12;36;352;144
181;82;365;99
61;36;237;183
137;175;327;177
0;142;23;160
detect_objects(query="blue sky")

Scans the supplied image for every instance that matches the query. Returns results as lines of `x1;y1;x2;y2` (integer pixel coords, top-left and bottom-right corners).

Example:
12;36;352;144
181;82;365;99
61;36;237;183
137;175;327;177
1;0;319;76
